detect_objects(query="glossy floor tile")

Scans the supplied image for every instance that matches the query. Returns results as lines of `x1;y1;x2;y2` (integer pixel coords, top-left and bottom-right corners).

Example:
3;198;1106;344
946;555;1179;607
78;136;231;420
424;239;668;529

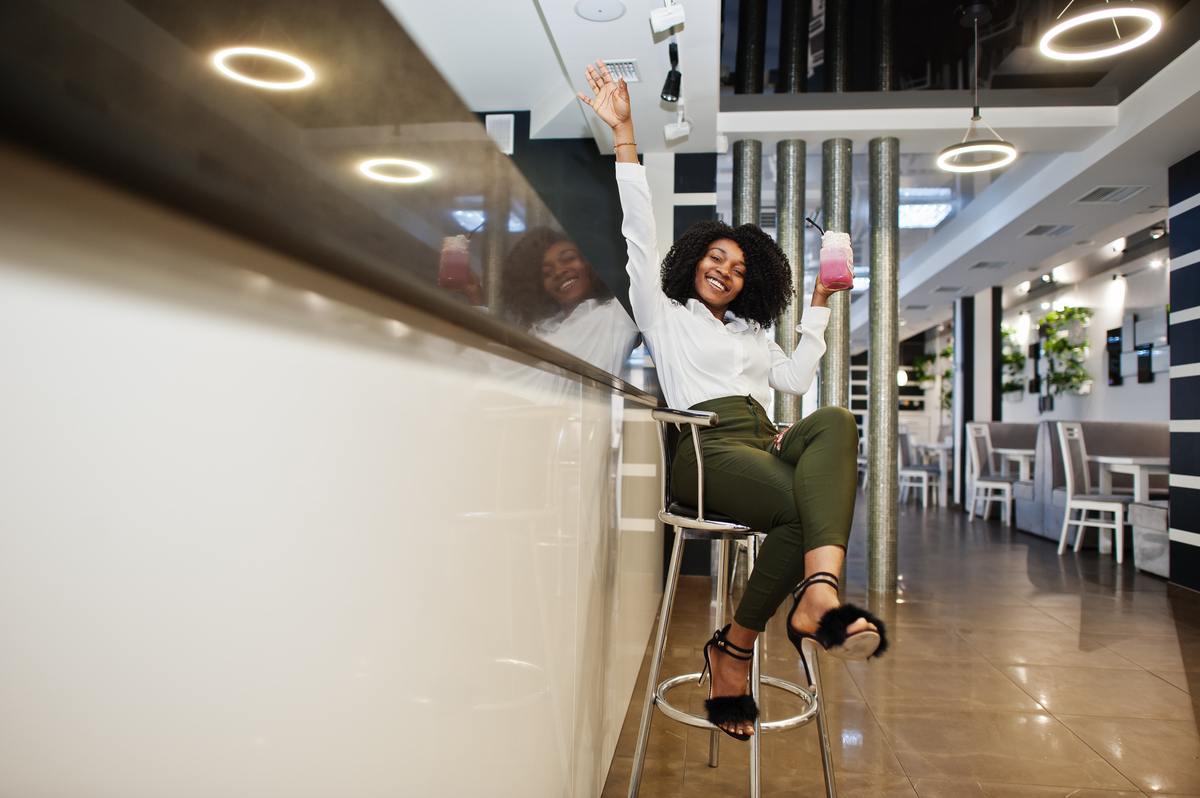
601;501;1200;797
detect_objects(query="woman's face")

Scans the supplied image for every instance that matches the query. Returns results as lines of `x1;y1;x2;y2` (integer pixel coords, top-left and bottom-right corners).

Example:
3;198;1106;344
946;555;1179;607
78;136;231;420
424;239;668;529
542;241;594;307
692;238;746;317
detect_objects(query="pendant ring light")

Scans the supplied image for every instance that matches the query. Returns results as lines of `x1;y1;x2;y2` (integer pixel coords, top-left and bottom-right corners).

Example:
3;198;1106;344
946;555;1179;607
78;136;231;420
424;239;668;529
1040;2;1162;61
359;158;434;184
213;47;315;89
938;12;1018;173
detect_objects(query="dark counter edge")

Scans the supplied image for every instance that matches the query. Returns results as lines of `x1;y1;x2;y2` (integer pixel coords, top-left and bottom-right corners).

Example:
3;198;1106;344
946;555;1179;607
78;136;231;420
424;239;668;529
0;131;658;408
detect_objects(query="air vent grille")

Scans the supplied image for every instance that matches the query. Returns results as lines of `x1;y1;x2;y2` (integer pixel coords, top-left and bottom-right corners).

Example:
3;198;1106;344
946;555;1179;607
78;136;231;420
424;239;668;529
934;286;964;294
969;260;1010;270
1073;185;1148;204
601;59;641;83
759;209;777;228
1023;224;1076;238
905;304;929;310
485;114;514;155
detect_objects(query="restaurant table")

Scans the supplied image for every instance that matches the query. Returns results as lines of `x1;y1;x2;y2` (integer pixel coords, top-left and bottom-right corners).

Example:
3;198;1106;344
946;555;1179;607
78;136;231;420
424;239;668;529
917;441;953;508
994;447;1036;482
1088;455;1170;503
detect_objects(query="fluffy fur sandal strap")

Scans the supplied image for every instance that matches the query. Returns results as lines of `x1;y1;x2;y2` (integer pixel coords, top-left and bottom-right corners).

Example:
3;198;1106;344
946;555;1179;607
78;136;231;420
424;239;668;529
699;624;759;741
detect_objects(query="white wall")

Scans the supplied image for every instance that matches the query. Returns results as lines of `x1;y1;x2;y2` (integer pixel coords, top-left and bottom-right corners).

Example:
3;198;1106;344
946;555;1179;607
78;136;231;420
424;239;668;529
1001;257;1170;423
0;148;662;798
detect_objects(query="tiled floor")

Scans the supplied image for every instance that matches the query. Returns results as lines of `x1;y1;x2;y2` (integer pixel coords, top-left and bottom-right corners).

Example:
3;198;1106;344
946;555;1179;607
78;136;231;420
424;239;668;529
602;501;1200;798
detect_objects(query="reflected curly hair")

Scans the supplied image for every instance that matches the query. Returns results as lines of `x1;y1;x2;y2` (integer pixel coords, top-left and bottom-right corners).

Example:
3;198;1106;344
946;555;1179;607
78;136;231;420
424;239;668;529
500;226;613;328
661;221;793;327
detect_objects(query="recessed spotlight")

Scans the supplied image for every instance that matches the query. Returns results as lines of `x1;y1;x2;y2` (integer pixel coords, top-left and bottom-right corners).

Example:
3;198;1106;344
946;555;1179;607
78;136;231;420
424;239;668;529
1150;224;1166;239
1150;259;1163;268
574;0;626;22
1041;274;1051;282
213;47;315;90
1108;237;1126;254
1017;281;1031;294
359;158;433;184
1041;302;1051;309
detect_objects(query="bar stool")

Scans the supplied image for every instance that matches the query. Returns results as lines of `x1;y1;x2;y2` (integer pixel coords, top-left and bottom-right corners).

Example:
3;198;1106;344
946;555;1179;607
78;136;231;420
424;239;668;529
627;408;837;798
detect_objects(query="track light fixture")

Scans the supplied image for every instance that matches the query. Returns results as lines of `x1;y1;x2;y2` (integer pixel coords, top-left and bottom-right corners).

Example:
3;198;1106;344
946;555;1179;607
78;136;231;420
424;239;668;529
938;10;1017;173
661;41;681;102
1040;1;1162;61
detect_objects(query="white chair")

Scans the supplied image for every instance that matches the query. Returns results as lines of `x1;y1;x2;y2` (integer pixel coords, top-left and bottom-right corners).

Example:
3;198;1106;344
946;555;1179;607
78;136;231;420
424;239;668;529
898;433;940;508
966;422;1015;525
1056;422;1133;563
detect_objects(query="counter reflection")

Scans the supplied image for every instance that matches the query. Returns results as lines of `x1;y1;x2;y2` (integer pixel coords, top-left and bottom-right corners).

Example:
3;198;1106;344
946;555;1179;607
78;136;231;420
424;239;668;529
0;0;640;386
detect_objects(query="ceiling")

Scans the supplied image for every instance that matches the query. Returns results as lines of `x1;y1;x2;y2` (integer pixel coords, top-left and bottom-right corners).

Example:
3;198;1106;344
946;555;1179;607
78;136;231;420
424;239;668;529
387;0;1200;344
385;0;722;152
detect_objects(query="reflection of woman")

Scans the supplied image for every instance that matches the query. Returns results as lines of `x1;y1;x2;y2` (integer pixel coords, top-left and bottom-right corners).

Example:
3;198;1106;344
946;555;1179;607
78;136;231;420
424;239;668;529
579;60;887;741
443;226;637;376
500;226;638;375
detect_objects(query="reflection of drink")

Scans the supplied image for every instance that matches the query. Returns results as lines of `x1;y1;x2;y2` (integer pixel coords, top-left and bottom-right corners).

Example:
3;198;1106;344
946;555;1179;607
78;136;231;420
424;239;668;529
819;231;854;291
438;235;470;288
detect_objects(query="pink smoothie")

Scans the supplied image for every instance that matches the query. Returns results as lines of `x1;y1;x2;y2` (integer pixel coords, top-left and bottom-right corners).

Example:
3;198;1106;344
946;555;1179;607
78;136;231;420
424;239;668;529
438;236;471;288
819;232;854;290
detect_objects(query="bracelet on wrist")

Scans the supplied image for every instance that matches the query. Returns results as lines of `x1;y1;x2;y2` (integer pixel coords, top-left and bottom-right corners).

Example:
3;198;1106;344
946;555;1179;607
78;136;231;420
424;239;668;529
614;142;637;150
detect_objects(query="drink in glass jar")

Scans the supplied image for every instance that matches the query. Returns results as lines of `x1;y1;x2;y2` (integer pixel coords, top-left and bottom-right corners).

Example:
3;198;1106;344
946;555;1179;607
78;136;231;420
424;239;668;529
438;235;471;288
819;231;854;291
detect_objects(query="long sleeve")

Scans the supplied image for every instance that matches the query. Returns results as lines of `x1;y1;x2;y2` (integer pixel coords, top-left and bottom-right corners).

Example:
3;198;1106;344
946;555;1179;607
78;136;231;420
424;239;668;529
615;162;663;330
767;305;832;395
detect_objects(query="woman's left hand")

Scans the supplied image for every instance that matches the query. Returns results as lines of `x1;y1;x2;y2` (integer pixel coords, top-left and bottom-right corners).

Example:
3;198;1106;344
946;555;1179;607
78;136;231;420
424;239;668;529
810;278;848;308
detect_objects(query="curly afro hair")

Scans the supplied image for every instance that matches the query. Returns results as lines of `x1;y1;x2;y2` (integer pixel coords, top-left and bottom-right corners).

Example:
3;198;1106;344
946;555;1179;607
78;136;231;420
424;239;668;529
500;226;613;328
661;220;793;327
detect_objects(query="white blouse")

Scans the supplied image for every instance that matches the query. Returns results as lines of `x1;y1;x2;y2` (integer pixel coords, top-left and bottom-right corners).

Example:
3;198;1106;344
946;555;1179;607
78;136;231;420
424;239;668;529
616;162;831;412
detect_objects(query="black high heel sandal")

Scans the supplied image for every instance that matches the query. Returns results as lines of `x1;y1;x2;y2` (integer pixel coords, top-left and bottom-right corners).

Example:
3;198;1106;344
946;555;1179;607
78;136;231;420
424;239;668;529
786;572;888;661
699;624;759;741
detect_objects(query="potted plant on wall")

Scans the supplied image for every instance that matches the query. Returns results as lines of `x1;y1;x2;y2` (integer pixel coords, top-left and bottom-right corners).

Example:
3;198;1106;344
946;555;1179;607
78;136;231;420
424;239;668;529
1038;307;1093;397
939;344;954;414
1001;325;1027;403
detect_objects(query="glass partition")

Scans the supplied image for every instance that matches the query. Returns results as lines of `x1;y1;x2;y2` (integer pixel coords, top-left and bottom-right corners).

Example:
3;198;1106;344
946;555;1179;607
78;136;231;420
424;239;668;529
0;0;640;386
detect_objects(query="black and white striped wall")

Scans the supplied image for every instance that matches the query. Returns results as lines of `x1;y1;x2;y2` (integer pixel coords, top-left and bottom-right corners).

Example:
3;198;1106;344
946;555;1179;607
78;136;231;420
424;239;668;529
1169;148;1200;590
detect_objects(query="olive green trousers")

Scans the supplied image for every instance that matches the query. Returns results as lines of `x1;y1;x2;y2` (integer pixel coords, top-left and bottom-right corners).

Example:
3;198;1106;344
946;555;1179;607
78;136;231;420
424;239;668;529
672;396;859;632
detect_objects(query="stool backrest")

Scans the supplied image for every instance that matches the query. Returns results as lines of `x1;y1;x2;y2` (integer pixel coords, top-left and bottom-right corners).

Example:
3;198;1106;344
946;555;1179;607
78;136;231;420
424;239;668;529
897;431;915;469
1057;421;1091;497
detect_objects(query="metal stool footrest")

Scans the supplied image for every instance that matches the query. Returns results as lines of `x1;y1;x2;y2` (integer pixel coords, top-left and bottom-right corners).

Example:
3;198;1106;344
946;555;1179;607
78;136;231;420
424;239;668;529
655;673;819;732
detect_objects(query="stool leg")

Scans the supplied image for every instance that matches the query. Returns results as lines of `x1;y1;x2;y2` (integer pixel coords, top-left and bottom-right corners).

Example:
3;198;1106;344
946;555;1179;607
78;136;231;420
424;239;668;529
801;638;839;798
709;539;729;768
748;536;761;798
628;527;685;798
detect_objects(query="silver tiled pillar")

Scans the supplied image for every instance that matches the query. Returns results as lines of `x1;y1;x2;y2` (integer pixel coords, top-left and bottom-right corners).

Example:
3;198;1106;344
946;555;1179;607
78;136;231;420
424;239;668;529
774;139;806;423
867;136;899;595
483;152;507;311
819;138;851;410
732;140;762;226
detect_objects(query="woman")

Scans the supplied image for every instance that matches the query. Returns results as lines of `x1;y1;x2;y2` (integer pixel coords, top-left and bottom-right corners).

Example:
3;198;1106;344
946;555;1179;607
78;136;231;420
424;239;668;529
578;60;886;741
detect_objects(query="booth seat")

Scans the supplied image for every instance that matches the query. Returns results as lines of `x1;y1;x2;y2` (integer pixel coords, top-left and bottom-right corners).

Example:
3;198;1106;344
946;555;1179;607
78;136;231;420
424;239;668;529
1015;421;1169;541
1130;501;1170;577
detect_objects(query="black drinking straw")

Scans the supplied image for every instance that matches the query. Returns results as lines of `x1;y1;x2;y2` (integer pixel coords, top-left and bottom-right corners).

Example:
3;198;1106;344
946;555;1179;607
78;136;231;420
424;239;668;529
805;216;826;235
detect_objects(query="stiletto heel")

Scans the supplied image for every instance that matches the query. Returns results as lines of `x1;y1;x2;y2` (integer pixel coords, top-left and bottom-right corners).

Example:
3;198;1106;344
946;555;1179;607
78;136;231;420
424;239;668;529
699;624;759;741
786;571;888;661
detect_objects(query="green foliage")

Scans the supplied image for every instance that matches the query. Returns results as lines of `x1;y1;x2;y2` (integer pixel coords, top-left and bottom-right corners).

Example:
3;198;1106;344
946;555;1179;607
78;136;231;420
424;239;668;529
1037;307;1093;396
939;344;954;410
1001;325;1027;394
910;354;937;386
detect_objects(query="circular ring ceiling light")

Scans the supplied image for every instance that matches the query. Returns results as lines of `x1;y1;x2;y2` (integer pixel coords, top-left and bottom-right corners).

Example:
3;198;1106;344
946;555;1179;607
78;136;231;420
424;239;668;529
1039;3;1162;61
358;158;433;184
213;47;315;89
937;140;1018;173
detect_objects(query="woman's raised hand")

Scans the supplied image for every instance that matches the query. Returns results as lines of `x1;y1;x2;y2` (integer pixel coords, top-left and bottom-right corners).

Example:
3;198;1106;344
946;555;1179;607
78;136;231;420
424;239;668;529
577;60;631;130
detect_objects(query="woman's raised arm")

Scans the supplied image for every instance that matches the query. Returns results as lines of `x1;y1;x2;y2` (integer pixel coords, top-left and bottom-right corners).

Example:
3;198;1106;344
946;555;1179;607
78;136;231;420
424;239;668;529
578;59;662;329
